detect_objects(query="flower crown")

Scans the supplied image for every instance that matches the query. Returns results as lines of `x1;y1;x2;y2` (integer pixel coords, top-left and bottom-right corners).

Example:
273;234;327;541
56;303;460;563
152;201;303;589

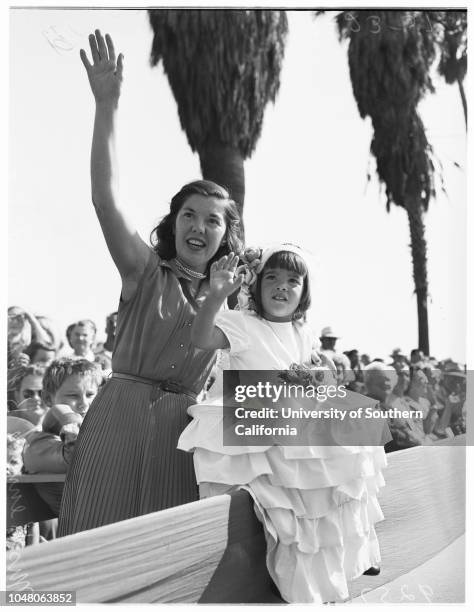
236;247;262;312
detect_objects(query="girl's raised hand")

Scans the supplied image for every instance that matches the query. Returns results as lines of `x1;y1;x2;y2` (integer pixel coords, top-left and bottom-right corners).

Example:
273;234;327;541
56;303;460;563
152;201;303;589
209;254;244;300
80;30;123;105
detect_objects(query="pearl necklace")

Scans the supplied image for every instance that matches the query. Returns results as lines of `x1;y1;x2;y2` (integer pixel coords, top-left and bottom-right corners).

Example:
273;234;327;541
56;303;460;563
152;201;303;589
173;257;207;280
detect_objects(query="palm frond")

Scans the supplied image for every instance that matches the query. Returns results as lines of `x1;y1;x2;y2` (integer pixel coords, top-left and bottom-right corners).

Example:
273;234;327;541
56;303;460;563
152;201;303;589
148;9;288;159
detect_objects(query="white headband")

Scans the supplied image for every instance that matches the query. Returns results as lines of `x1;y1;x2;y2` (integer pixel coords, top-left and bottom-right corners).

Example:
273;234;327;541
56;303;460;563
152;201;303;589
256;243;308;274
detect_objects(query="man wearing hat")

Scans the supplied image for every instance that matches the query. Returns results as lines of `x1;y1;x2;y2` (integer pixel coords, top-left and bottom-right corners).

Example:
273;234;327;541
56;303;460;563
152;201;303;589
319;326;354;385
319;326;339;358
389;348;409;368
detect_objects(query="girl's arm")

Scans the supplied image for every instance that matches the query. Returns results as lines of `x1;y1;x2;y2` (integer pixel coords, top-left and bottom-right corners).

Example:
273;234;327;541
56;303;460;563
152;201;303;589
191;254;243;350
81;30;149;300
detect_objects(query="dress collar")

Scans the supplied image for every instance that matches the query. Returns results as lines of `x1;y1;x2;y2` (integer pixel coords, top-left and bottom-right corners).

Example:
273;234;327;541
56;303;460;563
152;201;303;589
159;258;186;278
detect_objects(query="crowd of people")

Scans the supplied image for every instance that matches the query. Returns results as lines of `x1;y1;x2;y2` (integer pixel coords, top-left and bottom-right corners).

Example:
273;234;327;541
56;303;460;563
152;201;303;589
5;29;467;603
316;328;466;450
7;303;466;547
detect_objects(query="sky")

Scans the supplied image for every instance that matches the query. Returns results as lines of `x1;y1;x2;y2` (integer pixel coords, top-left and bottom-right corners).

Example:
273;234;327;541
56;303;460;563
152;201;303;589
7;6;467;362
2;2;472;606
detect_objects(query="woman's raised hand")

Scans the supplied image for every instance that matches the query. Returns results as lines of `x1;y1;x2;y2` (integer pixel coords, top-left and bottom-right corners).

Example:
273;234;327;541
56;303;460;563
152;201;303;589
209;254;244;301
80;30;123;105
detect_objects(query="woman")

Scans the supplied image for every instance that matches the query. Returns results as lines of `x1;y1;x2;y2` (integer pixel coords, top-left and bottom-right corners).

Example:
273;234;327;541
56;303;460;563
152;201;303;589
8;307;53;367
58;30;242;535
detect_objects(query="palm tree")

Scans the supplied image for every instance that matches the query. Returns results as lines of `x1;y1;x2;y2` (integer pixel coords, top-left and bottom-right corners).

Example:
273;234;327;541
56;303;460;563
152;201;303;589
429;10;467;129
148;9;288;224
335;10;439;354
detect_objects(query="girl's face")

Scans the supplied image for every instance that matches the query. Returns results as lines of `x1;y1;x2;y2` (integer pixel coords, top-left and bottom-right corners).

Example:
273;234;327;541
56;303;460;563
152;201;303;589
260;267;304;322
174;194;227;273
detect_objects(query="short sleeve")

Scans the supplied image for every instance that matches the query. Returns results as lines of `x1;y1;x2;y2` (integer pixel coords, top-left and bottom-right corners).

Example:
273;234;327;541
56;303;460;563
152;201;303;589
215;310;250;355
119;248;159;305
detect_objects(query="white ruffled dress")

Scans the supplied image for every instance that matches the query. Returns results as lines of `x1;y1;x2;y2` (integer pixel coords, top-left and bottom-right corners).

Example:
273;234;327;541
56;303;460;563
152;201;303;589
178;310;386;603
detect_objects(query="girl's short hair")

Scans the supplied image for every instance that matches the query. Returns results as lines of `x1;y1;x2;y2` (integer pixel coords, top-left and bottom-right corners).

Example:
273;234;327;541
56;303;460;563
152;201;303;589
252;250;311;321
42;358;104;405
150;180;243;268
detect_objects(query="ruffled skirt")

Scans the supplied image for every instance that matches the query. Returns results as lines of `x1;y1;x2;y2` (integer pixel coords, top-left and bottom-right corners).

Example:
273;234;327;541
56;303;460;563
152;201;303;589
178;403;386;603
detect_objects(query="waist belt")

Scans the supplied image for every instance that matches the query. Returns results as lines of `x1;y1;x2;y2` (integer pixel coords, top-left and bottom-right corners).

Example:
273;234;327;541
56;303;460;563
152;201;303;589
111;372;197;402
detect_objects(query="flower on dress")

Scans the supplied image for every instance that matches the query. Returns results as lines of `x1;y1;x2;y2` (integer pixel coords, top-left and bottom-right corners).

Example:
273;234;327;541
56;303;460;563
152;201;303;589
278;362;331;387
236;246;263;311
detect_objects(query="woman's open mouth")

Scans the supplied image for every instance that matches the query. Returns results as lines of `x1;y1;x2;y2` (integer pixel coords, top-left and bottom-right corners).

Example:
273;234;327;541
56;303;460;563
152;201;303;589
186;237;206;250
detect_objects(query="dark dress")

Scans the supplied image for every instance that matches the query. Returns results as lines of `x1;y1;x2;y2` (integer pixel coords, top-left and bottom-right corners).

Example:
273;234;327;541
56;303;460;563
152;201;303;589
58;251;216;536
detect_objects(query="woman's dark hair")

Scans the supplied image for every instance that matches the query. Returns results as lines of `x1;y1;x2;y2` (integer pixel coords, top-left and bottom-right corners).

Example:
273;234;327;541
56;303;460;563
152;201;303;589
150;180;243;268
252;251;311;322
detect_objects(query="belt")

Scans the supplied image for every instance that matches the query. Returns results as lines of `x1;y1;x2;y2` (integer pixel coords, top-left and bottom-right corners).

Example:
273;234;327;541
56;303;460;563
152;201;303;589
111;372;198;402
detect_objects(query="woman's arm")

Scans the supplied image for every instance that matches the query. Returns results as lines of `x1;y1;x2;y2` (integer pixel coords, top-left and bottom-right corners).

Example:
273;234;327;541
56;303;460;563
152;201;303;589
81;30;149;296
191;254;243;350
21;309;51;347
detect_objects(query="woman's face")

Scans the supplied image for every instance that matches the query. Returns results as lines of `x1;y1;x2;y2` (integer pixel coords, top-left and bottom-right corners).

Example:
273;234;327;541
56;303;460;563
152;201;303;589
174;194;227;273
260;267;304;322
70;324;95;355
8;309;31;347
14;374;44;420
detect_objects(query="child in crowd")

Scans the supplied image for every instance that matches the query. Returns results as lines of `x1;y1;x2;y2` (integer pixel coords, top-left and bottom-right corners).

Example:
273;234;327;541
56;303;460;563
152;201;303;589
61;320;97;361
179;245;387;603
26;342;57;365
22;359;103;515
8;363;47;424
6;367;47;550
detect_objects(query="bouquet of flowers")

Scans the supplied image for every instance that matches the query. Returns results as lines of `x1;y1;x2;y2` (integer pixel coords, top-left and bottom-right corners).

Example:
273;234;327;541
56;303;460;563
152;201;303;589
278;354;338;388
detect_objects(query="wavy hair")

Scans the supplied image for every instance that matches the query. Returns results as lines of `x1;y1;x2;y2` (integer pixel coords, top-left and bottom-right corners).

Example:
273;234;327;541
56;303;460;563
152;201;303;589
150;180;243;268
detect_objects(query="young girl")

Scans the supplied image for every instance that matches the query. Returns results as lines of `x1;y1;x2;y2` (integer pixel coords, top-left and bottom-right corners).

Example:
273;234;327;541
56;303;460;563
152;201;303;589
178;245;387;603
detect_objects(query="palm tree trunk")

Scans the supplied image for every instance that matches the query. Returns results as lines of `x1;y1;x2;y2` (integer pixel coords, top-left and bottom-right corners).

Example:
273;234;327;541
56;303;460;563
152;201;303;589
406;202;430;355
199;143;245;226
199;142;245;310
457;77;467;131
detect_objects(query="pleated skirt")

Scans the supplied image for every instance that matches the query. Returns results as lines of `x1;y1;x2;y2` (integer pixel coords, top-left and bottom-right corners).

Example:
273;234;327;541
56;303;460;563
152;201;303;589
58;378;198;537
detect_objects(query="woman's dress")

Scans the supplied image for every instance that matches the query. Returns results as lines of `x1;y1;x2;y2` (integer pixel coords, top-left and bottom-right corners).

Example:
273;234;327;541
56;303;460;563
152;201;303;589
178;310;387;603
58;251;216;536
